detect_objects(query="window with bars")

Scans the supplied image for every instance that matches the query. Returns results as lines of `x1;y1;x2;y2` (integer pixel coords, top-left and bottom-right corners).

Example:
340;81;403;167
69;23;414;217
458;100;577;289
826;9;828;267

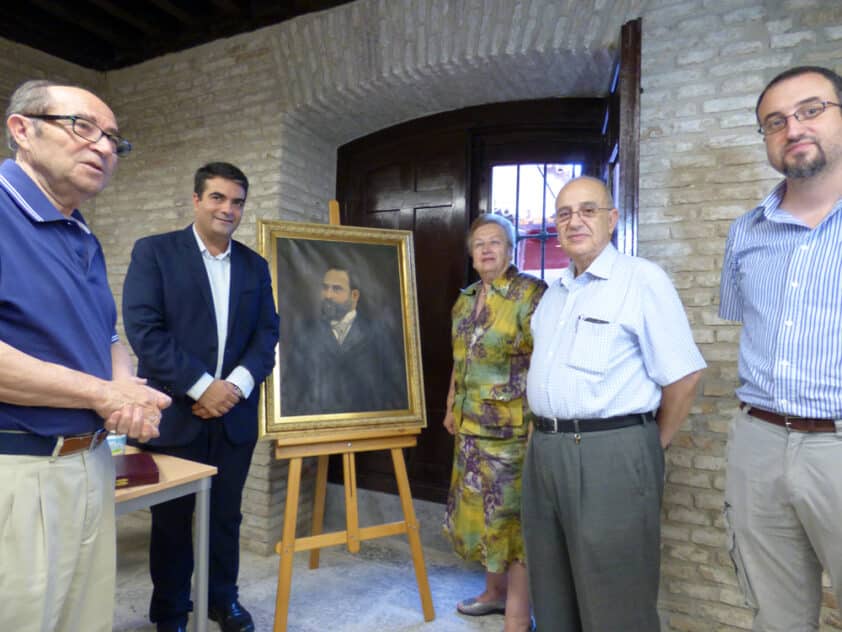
490;163;582;285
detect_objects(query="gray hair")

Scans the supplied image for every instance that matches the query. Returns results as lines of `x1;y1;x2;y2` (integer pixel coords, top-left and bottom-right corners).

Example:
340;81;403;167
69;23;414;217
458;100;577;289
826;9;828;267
467;213;517;252
5;79;59;154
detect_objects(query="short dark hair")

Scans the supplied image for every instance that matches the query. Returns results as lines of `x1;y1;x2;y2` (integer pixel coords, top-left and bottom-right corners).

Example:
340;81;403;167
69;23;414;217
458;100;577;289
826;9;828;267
324;265;359;292
194;162;249;198
756;66;842;120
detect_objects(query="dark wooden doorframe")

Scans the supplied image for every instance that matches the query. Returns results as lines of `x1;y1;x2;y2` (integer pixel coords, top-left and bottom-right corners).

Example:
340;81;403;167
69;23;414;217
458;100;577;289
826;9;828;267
607;17;641;256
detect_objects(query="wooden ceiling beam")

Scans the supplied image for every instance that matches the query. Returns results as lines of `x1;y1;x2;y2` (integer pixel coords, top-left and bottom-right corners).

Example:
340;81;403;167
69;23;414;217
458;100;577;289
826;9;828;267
145;0;194;26
85;0;161;36
210;0;241;14
28;0;134;47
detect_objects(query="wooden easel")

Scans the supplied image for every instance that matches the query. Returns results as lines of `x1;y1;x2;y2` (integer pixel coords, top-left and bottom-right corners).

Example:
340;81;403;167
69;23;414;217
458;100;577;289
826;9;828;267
271;201;435;632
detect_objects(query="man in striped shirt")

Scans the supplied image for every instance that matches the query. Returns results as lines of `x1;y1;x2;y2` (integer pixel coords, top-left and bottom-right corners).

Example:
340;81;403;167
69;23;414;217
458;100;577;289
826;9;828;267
719;66;842;631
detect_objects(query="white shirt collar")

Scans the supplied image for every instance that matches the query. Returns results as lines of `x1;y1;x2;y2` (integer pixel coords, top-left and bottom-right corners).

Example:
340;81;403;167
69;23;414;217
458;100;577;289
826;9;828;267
192;224;231;260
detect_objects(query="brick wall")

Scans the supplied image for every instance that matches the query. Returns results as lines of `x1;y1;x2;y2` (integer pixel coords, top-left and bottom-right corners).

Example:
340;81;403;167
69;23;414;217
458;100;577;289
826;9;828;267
3;0;842;628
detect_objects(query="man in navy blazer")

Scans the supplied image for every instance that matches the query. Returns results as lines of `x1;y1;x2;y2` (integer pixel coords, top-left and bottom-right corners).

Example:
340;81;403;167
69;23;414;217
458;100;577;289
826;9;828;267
123;162;278;632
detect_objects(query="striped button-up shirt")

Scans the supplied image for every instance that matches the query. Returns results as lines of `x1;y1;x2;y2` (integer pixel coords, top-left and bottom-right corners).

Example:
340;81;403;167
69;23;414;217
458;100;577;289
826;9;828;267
719;181;842;418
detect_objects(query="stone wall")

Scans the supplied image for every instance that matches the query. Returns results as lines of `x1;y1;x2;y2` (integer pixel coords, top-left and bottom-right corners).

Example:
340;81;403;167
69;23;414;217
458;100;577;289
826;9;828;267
3;0;842;628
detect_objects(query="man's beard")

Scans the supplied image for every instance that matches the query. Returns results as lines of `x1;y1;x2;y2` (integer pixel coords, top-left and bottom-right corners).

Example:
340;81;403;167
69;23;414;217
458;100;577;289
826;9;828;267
782;140;827;179
321;297;353;322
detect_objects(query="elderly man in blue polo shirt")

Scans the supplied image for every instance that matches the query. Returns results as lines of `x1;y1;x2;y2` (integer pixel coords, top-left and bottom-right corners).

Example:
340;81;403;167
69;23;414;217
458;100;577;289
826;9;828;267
523;176;705;631
0;80;170;632
720;66;842;632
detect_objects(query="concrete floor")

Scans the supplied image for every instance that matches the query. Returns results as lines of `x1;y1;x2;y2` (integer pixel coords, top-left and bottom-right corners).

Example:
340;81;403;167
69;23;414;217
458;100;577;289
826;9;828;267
114;488;506;632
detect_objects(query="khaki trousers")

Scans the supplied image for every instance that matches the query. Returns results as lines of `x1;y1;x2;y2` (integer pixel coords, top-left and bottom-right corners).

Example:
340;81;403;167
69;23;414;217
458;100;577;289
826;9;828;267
725;409;842;632
0;442;115;632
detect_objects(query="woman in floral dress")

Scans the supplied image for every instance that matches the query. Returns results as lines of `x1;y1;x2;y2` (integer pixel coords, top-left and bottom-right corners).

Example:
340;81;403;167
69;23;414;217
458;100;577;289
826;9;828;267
443;213;546;632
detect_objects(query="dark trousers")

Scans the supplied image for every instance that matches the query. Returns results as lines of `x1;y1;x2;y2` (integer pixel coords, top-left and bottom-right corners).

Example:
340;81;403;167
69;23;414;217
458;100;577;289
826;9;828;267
522;420;665;632
146;420;256;624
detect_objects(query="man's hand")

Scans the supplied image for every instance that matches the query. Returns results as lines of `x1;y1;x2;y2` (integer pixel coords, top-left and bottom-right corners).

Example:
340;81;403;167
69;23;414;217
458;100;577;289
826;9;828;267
191;379;241;419
97;377;171;443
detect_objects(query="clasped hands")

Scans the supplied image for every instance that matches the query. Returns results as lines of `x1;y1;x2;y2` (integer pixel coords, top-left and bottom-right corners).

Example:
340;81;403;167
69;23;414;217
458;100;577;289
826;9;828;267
191;379;242;419
98;377;171;443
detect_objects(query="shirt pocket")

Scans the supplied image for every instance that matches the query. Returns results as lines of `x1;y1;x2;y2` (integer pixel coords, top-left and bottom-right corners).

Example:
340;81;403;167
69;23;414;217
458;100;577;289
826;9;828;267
566;317;619;375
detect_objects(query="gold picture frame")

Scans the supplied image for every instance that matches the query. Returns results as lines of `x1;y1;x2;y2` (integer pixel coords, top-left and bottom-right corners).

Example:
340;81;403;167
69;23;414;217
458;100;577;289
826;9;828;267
257;220;427;441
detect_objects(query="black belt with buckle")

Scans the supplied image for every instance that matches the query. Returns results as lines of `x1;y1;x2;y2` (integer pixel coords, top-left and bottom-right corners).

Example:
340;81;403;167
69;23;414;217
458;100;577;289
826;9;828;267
534;412;654;434
0;429;108;457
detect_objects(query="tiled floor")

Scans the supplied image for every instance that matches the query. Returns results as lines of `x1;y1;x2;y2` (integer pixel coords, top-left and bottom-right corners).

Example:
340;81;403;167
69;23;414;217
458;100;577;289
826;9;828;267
114;493;505;632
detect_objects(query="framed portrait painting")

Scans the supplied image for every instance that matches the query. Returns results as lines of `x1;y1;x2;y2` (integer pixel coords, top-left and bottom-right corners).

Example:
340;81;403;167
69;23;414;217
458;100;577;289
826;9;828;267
257;220;427;441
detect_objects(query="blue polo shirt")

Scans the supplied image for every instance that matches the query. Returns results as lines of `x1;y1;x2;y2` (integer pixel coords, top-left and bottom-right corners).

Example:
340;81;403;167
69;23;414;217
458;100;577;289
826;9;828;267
0;159;117;436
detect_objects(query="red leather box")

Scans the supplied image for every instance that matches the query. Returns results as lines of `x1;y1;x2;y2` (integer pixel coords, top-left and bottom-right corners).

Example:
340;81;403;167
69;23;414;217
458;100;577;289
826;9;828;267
114;452;159;488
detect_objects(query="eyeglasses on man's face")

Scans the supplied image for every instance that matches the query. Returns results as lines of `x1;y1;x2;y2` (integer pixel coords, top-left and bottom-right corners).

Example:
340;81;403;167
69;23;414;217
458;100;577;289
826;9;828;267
22;113;133;157
554;203;613;224
758;100;842;136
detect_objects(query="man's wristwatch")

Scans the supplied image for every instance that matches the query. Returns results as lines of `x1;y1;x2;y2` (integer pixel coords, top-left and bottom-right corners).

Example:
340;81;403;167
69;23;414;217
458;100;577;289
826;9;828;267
232;384;244;400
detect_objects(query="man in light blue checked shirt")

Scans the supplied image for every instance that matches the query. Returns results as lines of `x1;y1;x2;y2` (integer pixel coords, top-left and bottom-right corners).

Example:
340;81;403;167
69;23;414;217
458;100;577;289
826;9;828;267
719;65;842;632
523;176;705;632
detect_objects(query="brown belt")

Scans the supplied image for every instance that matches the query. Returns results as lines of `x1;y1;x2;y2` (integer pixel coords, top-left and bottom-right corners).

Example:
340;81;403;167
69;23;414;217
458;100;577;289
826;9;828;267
0;429;108;457
56;431;108;455
740;403;838;433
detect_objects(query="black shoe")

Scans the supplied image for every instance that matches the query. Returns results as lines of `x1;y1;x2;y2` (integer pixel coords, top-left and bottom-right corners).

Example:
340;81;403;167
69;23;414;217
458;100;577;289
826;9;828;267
156;620;188;632
208;600;255;632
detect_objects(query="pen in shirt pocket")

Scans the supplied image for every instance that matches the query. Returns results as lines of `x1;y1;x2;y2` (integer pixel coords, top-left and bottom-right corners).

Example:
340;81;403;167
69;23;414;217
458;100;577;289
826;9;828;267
575;315;610;332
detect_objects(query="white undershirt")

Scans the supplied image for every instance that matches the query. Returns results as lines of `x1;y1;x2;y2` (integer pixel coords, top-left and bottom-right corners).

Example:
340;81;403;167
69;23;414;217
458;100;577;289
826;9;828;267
186;225;254;401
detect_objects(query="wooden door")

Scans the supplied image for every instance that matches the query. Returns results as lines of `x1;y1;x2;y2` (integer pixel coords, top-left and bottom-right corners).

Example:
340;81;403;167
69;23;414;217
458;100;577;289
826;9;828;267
337;128;469;501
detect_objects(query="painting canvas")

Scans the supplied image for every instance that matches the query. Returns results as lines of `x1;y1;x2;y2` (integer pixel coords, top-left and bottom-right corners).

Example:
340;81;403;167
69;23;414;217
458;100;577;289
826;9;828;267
257;220;426;440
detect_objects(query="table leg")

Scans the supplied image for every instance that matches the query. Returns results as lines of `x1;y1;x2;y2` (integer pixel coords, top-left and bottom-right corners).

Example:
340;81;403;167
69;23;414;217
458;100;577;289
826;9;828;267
192;478;211;632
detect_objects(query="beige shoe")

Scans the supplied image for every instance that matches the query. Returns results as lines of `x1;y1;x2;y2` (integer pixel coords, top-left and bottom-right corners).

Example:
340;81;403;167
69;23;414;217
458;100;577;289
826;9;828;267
456;597;506;616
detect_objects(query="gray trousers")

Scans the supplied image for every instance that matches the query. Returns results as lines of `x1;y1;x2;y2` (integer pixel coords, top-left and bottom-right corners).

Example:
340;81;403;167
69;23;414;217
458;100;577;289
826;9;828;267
725;410;842;632
522;420;664;632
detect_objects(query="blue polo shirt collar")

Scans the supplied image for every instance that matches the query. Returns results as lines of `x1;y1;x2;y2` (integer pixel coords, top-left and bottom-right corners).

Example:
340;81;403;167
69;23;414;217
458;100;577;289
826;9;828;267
0;159;91;234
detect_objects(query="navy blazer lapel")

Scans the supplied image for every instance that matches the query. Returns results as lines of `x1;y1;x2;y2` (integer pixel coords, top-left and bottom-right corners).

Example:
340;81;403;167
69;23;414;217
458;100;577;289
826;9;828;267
181;226;216;319
227;242;245;340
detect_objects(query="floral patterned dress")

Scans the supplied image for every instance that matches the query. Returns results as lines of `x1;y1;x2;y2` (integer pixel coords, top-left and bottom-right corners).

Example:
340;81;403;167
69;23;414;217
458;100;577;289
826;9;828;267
444;265;546;572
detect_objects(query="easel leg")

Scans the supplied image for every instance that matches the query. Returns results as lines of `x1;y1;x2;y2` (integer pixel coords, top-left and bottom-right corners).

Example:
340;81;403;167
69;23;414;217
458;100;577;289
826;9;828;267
308;455;329;569
391;447;435;621
274;456;302;632
342;452;361;554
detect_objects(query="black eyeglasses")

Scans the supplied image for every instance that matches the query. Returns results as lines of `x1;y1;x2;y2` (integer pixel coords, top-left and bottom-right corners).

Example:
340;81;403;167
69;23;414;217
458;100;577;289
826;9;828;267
22;113;132;157
758;101;842;136
555;203;613;224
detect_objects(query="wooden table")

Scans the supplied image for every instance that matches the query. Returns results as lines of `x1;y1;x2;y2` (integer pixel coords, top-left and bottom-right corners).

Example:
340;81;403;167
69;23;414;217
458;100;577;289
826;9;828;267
115;450;217;632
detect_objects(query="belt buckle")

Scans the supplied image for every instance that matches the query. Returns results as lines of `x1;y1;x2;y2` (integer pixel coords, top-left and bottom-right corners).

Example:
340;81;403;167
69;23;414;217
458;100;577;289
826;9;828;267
573;419;581;444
